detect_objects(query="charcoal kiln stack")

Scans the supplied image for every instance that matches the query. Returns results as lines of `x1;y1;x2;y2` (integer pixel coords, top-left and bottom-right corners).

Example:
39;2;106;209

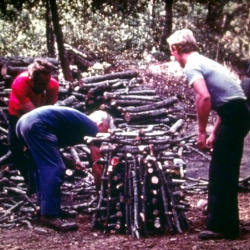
86;122;193;238
0;62;194;235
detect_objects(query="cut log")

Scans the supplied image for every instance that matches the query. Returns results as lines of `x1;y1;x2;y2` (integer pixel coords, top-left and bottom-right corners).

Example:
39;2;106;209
81;70;138;84
125;108;169;122
1;65;27;79
111;99;155;107
120;97;178;113
103;90;157;100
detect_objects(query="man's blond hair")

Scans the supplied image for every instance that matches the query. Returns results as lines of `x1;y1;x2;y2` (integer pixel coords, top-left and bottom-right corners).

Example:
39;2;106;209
167;29;198;53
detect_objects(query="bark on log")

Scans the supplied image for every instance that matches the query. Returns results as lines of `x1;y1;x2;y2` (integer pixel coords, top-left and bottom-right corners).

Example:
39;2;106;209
64;44;95;70
0;56;58;67
81;70;138;84
169;119;185;133
103;90;157;100
111;99;155;107
125;108;169;122
109;94;160;102
79;79;128;89
120;97;178;113
1;66;27;79
105;89;156;97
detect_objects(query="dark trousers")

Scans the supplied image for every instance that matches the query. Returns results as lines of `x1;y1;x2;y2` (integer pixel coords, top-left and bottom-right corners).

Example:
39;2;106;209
8;114;35;194
206;100;250;238
8;115;27;172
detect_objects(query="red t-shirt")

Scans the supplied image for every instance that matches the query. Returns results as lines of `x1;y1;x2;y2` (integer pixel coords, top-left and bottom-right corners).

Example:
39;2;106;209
9;71;59;117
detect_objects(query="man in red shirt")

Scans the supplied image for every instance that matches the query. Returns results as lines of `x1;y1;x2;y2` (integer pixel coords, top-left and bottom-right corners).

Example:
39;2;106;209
8;59;59;190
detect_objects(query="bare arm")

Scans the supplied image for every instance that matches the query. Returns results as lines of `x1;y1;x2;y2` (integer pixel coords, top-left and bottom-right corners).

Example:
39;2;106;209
89;144;103;191
192;78;211;150
206;115;221;149
19;102;36;113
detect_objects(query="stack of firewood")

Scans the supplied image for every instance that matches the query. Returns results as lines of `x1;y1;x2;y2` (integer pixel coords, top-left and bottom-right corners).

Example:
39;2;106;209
0;61;194;234
0;56;59;88
86;122;194;238
0;169;37;229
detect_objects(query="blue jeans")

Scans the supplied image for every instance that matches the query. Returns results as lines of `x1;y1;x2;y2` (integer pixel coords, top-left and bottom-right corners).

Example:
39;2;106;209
16;120;65;216
16;106;99;216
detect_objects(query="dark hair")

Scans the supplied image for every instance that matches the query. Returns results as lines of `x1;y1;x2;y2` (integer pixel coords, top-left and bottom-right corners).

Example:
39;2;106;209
233;59;250;77
28;59;56;80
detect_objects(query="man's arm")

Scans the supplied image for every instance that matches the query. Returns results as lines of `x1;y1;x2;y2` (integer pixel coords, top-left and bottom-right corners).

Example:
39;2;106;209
206;115;221;149
192;78;211;150
19;101;36;113
45;79;59;105
89;144;103;191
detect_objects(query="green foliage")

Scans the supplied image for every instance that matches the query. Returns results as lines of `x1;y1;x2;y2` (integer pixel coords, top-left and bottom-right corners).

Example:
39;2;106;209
0;0;249;64
0;1;48;56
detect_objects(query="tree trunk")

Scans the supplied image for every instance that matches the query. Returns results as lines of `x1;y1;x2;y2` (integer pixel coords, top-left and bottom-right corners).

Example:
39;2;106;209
159;0;173;52
48;0;73;82
46;0;56;58
205;0;227;33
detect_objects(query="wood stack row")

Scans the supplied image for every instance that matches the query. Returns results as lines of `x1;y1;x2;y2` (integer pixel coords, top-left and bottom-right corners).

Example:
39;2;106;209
0;168;37;229
86;122;196;238
0;56;59;88
0;64;193;234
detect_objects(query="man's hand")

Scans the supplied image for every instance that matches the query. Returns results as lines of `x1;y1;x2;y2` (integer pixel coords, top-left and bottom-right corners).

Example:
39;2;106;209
74;160;86;172
206;133;216;149
197;131;209;150
206;115;220;150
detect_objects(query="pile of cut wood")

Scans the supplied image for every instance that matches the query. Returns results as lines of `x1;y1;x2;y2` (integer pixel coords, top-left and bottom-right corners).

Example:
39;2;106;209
0;60;198;236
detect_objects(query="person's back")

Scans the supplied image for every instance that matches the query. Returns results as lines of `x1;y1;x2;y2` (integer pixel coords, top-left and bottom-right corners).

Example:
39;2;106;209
17;105;99;147
185;52;245;110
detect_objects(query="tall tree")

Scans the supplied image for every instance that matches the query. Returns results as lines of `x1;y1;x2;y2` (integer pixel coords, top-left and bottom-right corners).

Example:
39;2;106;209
159;0;173;52
0;0;72;81
205;0;227;33
48;0;72;81
46;0;56;58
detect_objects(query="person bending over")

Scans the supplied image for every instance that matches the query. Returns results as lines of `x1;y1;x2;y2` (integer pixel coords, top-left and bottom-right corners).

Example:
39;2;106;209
8;59;59;187
167;29;250;240
16;106;113;231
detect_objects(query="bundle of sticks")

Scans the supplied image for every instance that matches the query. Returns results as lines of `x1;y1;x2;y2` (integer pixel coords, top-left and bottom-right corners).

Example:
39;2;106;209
86;122;195;238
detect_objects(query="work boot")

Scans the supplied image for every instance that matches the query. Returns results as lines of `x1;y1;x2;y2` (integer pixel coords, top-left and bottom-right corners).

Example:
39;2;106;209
60;209;78;219
39;216;78;231
36;208;78;219
198;230;224;240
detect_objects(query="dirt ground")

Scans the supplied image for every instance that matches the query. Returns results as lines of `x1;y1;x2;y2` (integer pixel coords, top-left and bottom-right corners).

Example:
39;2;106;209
0;174;249;250
0;63;249;250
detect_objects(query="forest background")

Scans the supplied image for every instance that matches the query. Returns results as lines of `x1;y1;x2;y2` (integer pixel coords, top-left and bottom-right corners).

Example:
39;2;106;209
0;2;250;249
0;0;249;80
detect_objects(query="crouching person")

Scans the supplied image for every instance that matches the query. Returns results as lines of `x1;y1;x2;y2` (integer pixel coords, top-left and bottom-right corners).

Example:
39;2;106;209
16;105;113;231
